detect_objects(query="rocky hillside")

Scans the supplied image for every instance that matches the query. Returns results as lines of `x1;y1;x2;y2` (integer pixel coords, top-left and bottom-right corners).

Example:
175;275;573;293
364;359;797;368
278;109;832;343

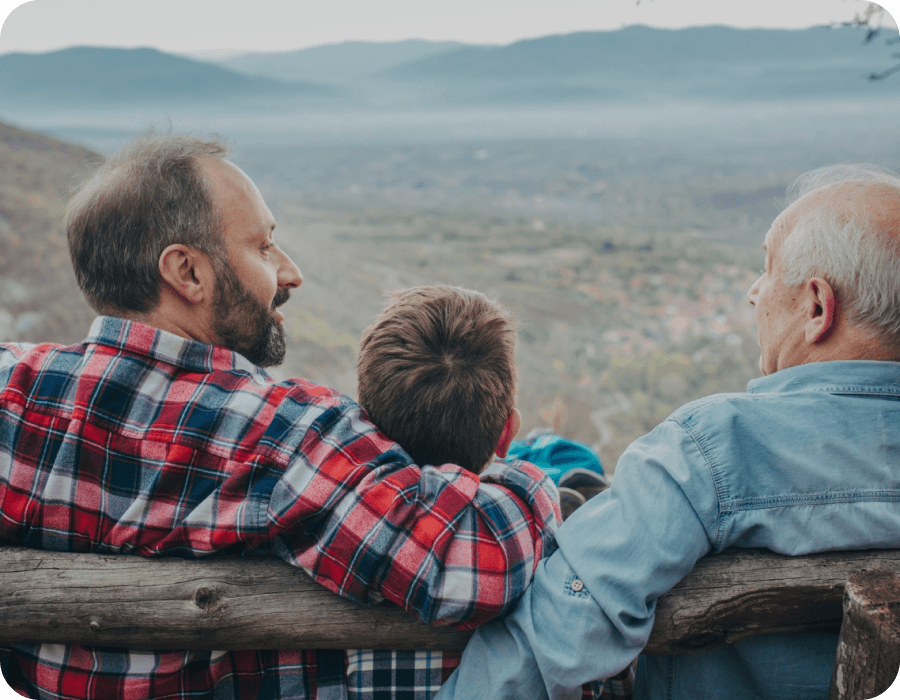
0;121;100;343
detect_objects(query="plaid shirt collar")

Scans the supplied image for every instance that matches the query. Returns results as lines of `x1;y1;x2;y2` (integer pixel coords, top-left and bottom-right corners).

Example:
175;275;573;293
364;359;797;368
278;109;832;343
86;316;264;376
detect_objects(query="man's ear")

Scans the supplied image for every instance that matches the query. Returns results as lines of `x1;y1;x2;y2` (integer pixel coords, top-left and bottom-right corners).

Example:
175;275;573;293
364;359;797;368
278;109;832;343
494;408;522;459
804;276;837;344
158;244;214;305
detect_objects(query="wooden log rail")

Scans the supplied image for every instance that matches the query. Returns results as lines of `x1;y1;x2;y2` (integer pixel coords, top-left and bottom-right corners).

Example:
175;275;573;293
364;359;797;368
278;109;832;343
829;570;900;699
2;546;900;656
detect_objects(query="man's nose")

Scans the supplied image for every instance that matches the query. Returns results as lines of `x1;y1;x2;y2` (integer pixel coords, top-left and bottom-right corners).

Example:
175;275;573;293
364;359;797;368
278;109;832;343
278;249;303;289
747;277;760;306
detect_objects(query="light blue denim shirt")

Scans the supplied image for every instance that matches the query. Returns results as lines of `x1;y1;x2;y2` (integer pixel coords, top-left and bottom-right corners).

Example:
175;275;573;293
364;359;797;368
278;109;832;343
435;361;900;700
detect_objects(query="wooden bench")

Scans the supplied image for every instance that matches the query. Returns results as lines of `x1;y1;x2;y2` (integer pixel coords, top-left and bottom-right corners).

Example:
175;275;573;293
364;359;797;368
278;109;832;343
1;547;898;698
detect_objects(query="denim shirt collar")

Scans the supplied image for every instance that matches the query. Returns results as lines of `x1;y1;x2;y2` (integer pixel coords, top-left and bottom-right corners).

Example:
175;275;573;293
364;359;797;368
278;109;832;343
747;360;900;397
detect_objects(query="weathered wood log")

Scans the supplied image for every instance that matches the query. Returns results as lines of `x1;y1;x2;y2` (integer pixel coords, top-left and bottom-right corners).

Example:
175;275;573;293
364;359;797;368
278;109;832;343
645;548;900;656
1;546;899;654
828;570;900;700
0;547;473;651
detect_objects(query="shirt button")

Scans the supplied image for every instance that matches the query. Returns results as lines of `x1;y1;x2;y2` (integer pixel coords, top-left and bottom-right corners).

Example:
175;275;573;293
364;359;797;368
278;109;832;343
571;579;584;592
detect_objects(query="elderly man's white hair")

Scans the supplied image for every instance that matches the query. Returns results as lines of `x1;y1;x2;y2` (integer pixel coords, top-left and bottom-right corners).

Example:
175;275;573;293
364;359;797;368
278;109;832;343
780;163;900;348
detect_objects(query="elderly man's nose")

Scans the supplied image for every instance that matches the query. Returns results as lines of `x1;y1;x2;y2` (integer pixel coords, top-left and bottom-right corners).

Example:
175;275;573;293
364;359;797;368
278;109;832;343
747;278;761;305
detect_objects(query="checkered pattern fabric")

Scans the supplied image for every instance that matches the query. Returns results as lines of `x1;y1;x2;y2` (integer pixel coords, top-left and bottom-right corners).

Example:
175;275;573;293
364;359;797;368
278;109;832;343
342;651;634;700
594;659;636;700
0;317;560;700
345;650;458;699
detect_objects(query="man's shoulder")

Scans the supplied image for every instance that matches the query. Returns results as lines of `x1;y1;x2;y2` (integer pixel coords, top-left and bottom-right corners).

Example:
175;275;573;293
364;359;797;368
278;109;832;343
0;341;72;375
0;342;30;363
667;390;753;426
667;361;900;429
213;366;353;409
201;368;390;463
0;332;367;442
1;341;64;356
659;387;795;450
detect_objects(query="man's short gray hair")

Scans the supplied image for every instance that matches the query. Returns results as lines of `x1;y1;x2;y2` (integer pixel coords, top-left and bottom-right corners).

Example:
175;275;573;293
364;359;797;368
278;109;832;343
67;133;231;314
781;164;900;348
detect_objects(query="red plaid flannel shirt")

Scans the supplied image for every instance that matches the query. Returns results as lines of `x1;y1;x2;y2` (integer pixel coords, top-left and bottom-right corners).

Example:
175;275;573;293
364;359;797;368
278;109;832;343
0;317;560;700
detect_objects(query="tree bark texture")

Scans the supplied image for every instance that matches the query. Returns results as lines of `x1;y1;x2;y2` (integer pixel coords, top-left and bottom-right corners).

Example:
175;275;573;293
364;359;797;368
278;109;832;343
645;548;900;656
828;570;900;700
1;546;899;654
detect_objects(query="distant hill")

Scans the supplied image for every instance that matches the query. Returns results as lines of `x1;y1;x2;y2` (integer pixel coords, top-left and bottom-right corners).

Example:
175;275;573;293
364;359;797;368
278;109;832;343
375;25;897;103
0;121;100;343
386;26;878;80
0;46;337;107
220;39;473;84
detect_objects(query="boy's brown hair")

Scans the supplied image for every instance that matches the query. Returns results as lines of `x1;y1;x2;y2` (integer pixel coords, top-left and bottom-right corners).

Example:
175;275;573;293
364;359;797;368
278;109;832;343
357;285;517;473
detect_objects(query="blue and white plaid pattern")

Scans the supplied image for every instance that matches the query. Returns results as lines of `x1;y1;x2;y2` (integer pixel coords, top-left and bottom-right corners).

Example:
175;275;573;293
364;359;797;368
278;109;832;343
346;650;456;700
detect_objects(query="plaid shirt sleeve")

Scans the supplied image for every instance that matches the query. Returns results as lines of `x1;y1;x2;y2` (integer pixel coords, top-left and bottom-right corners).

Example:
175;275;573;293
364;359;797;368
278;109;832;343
259;391;561;626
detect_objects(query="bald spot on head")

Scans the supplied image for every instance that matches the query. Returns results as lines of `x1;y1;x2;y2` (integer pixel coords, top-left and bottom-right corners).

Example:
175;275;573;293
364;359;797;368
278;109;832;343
808;180;900;242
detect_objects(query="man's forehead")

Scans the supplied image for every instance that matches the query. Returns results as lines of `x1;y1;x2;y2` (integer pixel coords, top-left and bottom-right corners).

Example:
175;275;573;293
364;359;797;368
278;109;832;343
201;157;250;192
769;190;826;242
199;157;274;230
764;209;795;250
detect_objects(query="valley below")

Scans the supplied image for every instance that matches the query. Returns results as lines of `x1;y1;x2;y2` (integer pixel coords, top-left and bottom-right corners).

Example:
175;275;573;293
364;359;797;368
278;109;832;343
3;95;899;471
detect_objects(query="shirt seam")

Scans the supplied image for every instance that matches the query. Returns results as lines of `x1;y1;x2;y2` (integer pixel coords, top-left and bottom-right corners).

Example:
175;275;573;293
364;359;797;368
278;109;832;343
722;490;900;512
667;417;728;552
751;387;900;397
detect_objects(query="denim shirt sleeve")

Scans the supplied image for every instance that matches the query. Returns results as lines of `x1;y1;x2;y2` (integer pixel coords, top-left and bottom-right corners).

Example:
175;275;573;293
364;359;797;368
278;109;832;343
435;418;720;700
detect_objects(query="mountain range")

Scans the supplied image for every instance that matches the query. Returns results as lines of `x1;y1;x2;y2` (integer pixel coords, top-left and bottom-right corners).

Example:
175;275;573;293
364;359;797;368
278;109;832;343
0;25;895;120
218;39;468;84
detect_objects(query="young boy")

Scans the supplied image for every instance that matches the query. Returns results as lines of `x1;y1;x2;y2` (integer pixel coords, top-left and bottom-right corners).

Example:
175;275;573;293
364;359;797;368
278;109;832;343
357;284;522;478
358;284;607;511
346;285;626;700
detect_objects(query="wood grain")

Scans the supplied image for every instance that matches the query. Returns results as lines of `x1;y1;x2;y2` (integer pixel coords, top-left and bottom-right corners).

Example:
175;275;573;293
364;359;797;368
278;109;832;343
828;570;900;700
2;546;898;654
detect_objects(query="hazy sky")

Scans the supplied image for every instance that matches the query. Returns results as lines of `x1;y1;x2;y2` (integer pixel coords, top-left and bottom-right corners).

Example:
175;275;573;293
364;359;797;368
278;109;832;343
0;0;897;57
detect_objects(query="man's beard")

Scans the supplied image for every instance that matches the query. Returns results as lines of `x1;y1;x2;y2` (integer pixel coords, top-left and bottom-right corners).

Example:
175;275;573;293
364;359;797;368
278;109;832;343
212;263;289;368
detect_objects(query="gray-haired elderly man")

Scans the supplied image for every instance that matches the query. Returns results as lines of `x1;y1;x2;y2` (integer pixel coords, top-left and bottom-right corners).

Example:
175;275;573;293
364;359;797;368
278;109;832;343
435;164;900;700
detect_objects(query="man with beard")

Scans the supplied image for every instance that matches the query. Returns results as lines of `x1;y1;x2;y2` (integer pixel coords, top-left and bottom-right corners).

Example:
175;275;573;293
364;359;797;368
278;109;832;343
0;134;559;700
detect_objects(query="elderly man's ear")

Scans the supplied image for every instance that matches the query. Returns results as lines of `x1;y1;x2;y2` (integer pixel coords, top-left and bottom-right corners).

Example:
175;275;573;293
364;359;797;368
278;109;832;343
804;276;837;344
158;244;216;306
494;408;522;459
